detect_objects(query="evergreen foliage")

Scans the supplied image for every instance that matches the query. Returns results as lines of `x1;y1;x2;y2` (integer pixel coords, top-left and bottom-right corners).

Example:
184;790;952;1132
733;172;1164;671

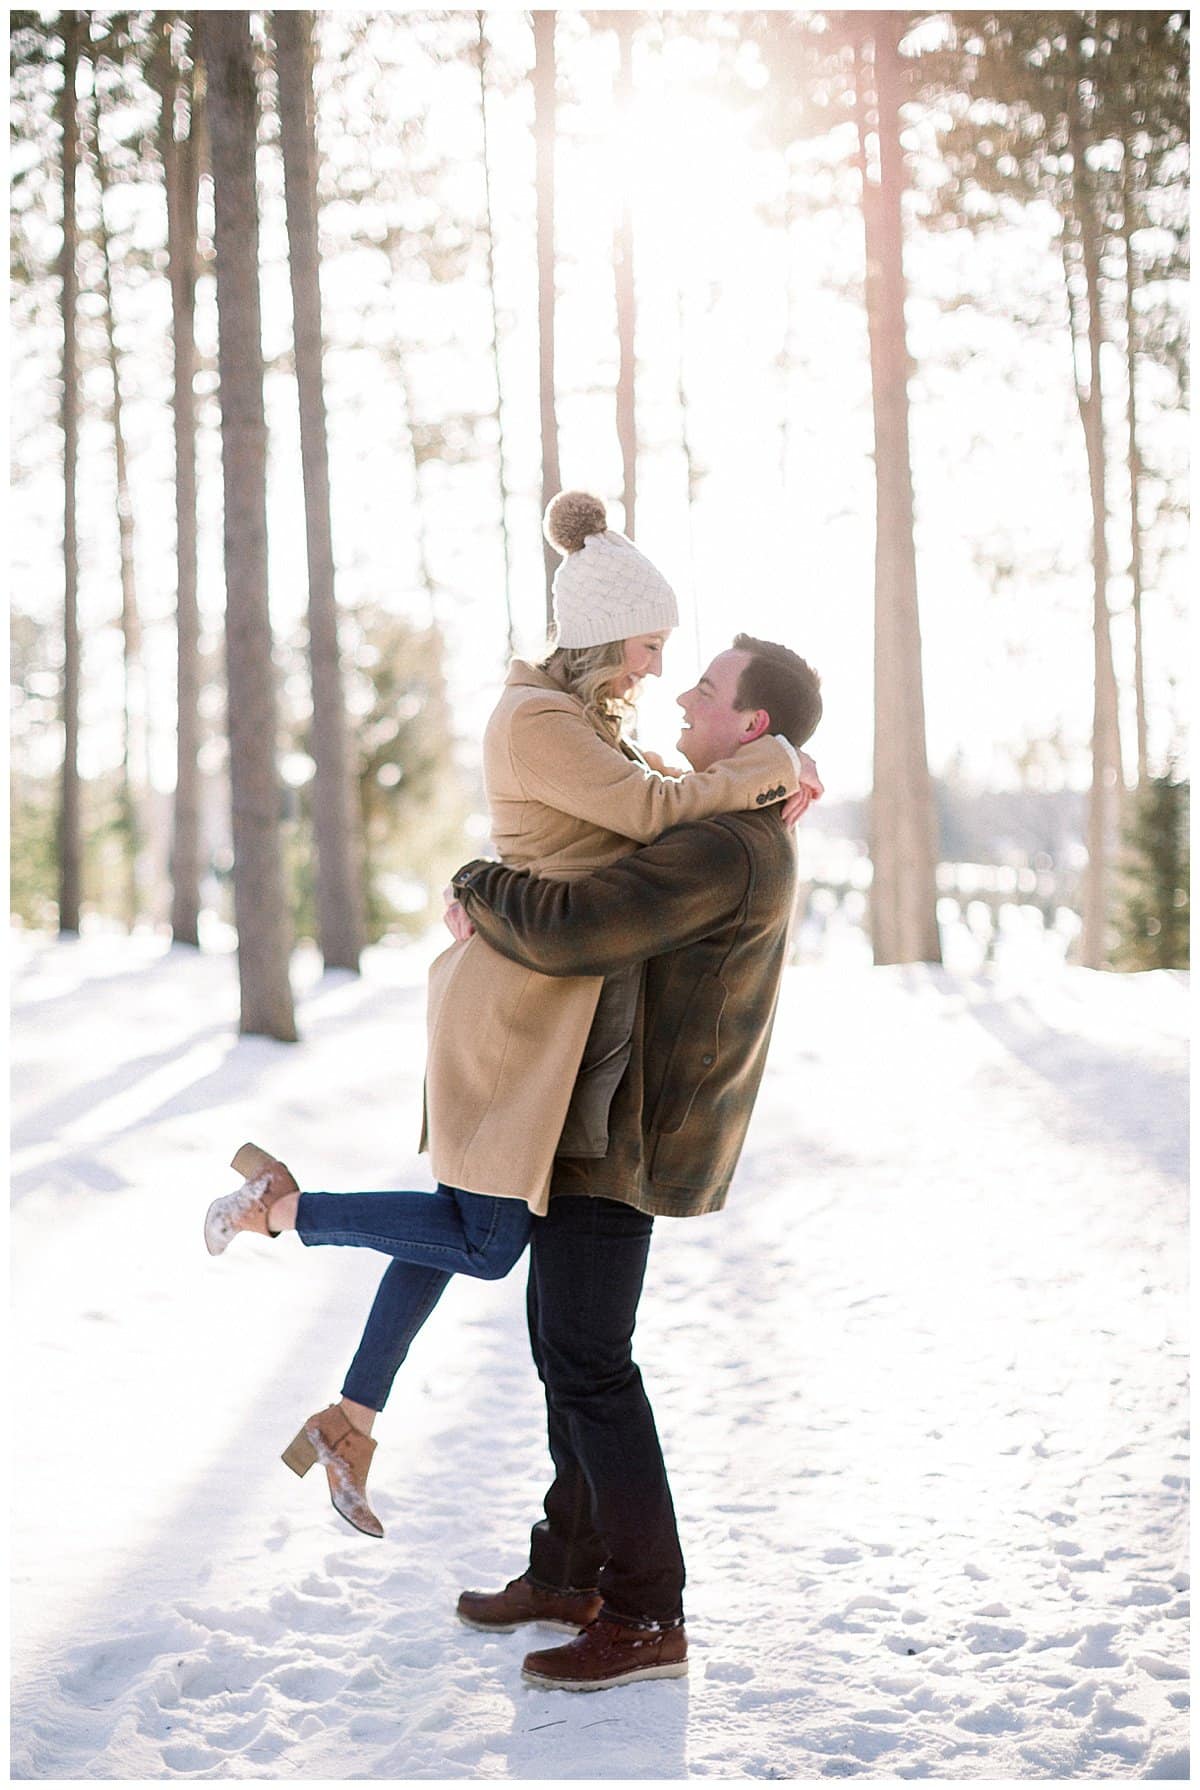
1114;774;1190;970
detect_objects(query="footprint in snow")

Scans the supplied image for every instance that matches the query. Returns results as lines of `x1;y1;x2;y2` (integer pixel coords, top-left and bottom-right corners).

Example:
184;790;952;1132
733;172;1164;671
299;1572;341;1598
60;1622;204;1700
176;1655;260;1701
177;1599;280;1644
1135;1652;1188;1682
1070;1624;1125;1669
705;1660;755;1683
886;1633;931;1655
267;1662;344;1703
963;1620;1027;1655
1090;1690;1148;1732
1125;1583;1173;1606
956;1701;1029;1735
161;1741;222;1770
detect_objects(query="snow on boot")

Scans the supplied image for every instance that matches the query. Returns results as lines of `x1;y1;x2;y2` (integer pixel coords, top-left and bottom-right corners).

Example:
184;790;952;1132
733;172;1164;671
203;1143;298;1255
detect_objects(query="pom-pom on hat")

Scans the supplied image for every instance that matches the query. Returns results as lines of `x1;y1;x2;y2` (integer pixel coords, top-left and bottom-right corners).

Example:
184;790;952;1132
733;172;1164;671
543;490;679;650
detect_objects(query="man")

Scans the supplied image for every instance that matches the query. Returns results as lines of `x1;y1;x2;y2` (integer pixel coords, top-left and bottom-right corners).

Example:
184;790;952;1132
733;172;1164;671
447;634;822;1691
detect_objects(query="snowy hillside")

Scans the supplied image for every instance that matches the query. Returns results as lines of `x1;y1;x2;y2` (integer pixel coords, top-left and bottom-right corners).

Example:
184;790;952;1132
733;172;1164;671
10;928;1189;1780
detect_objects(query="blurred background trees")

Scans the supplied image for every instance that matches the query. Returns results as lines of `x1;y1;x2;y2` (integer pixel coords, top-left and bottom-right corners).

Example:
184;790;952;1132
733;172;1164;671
9;9;1191;1034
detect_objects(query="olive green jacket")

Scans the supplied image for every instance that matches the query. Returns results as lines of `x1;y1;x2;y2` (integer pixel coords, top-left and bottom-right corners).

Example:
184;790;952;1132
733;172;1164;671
453;807;798;1218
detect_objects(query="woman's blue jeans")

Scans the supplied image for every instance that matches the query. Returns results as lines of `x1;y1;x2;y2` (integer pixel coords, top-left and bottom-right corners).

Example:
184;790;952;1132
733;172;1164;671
296;1185;533;1412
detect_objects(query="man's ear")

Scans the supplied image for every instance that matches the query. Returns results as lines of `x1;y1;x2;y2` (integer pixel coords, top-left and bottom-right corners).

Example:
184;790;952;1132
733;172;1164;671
740;708;771;744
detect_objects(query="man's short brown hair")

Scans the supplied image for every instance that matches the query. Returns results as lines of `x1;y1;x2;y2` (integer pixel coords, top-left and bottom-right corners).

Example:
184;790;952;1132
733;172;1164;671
732;633;822;747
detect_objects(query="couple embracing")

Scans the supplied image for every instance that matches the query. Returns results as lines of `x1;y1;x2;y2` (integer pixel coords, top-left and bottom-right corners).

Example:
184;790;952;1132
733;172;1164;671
205;490;823;1691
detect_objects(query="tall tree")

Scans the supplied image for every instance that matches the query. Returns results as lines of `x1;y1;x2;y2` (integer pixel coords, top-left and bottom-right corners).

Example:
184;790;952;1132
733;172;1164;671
89;56;147;929
755;12;942;963
274;8;366;974
199;9;297;1040
858;17;942;966
476;11;515;657
151;14;204;947
1062;13;1123;969
532;9;561;624
612;11;637;536
1119;139;1148;790
1099;13;1190;790
57;11;82;935
927;12;1192;962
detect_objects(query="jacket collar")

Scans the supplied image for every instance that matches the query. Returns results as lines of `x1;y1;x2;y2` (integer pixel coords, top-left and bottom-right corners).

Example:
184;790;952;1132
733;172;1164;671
505;656;641;754
505;658;565;693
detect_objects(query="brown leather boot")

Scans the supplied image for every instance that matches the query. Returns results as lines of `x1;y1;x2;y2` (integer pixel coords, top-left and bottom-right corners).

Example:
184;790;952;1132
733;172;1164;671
281;1402;384;1539
457;1573;603;1633
522;1612;688;1690
204;1143;298;1256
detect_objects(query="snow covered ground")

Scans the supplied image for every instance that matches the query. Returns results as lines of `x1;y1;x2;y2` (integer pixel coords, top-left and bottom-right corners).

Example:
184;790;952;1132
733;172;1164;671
10;924;1189;1781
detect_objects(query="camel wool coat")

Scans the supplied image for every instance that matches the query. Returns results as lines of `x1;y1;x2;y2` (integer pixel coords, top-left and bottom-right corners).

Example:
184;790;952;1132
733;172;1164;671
422;660;800;1213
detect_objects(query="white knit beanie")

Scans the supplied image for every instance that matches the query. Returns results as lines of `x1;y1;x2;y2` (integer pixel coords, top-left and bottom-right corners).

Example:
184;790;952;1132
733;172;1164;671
544;491;679;649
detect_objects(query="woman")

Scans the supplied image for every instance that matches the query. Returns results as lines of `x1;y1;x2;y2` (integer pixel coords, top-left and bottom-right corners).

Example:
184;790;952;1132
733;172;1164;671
204;492;814;1539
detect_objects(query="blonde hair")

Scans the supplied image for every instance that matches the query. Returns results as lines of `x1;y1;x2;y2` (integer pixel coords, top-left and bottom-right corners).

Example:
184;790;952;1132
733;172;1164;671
538;639;632;744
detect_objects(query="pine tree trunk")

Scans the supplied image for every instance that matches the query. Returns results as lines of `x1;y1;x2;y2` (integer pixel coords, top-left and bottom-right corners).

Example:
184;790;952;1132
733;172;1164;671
157;21;204;947
274;8;365;974
861;19;942;967
613;13;636;538
532;10;561;626
199;9;297;1040
94;110;146;930
676;282;703;665
477;12;515;658
58;11;82;935
397;360;438;614
1121;142;1148;788
1066;18;1123;970
779;169;798;495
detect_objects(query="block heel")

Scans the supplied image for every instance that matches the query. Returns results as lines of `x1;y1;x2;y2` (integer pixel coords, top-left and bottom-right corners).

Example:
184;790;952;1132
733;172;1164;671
281;1428;318;1476
231;1142;274;1179
281;1404;384;1537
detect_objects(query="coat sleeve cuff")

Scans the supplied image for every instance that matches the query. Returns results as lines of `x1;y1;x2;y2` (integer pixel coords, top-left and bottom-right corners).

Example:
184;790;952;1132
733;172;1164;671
772;733;803;784
452;858;494;896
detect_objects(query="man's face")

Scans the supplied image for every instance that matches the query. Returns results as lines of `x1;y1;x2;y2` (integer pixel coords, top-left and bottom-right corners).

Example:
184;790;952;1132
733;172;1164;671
676;649;762;772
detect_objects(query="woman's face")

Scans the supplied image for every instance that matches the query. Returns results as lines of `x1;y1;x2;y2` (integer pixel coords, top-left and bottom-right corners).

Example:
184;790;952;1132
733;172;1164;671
611;631;672;699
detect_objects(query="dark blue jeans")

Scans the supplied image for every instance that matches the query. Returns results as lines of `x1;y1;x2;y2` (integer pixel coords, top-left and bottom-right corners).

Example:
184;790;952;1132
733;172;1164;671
296;1185;532;1412
525;1194;686;1625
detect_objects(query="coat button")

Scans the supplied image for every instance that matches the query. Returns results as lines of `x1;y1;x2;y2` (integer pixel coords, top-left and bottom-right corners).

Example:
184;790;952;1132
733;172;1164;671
702;1054;714;1065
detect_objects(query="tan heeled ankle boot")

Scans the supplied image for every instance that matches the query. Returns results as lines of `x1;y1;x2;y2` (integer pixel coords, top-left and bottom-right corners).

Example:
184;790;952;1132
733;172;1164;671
204;1143;299;1256
282;1403;384;1538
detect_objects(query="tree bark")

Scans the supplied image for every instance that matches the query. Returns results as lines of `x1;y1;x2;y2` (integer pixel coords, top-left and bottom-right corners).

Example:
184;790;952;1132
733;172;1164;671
58;11;82;935
613;12;636;537
199;9;297;1039
532;10;561;625
93;94;147;930
274;8;365;973
861;18;942;966
676;282;703;664
1121;140;1148;788
155;18;204;947
1066;16;1123;970
477;12;515;658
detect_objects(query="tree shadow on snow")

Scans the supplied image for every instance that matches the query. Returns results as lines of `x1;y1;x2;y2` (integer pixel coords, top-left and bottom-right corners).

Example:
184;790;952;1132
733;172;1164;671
952;975;1187;1187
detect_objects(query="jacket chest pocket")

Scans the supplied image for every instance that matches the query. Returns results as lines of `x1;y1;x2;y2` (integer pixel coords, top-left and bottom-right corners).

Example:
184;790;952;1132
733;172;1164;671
649;972;728;1137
